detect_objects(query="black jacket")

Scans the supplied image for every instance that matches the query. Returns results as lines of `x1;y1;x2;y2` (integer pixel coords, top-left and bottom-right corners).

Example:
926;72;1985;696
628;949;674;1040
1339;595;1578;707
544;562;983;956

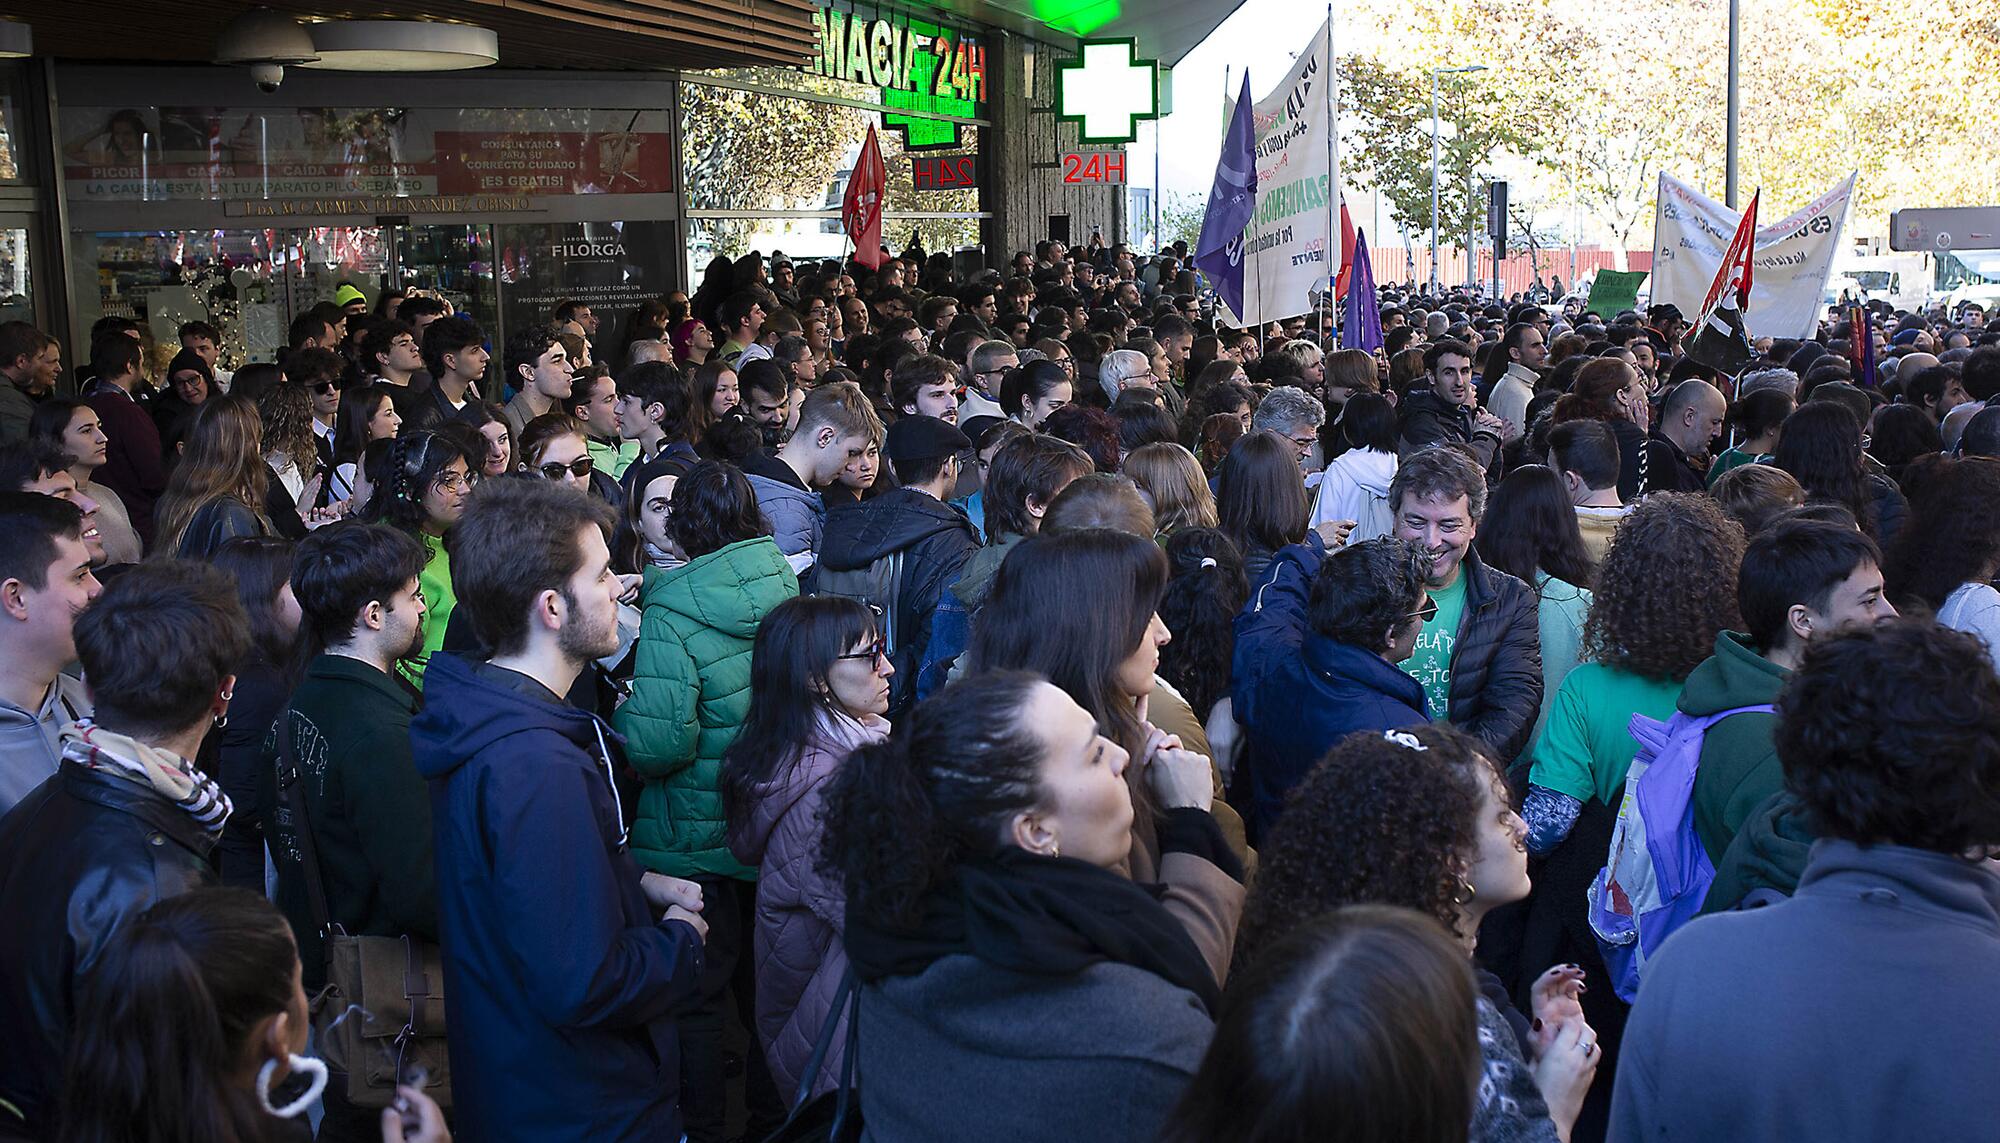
267;654;435;991
0;763;216;1138
1398;388;1500;469
820;489;980;714
202;649;295;892
1444;550;1545;766
1644;431;1708;495
399;381;480;438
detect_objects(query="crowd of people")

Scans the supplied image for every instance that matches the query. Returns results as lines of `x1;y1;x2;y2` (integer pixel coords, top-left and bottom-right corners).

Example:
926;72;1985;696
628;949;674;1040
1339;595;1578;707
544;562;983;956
0;231;1997;1143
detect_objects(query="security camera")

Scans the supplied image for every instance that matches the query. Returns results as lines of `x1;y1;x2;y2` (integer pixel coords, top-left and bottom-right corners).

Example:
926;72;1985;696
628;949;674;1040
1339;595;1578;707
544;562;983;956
250;62;285;92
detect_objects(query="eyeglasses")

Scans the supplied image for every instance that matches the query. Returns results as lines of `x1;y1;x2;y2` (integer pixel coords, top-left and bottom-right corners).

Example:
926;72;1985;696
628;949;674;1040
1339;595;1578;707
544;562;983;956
1287;434;1317;454
1406;596;1439;625
835;638;890;666
434;470;478;493
538;457;595;480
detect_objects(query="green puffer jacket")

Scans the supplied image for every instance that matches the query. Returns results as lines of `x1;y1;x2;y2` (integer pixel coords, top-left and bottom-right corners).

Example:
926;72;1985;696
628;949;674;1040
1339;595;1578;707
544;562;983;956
617;536;798;879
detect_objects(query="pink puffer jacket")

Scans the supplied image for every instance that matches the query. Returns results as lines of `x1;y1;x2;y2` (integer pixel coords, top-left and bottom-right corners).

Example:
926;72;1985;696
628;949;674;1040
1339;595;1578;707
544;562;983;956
727;711;889;1098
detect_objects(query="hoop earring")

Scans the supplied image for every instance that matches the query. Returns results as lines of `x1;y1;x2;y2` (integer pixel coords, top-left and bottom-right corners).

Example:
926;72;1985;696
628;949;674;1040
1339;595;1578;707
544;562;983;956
256;1054;328;1119
1453;875;1476;906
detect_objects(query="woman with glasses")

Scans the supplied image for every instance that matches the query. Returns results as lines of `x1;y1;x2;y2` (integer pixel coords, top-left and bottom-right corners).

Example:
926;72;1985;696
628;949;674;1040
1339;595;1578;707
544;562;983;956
1232;537;1436;841
616;459;796;1139
518;412;624;510
722;595;891;1098
330;383;402;505
361;430;475;685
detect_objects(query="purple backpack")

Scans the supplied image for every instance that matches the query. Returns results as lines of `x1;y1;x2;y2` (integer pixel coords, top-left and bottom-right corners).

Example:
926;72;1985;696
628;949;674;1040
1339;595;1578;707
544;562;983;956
1586;704;1774;1001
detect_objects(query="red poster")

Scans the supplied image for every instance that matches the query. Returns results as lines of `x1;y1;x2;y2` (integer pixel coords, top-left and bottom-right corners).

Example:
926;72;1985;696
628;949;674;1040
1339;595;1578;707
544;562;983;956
433;130;674;196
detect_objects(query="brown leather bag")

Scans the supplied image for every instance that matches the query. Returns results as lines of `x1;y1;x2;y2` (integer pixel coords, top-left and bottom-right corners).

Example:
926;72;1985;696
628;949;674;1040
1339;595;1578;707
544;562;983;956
278;715;452;1109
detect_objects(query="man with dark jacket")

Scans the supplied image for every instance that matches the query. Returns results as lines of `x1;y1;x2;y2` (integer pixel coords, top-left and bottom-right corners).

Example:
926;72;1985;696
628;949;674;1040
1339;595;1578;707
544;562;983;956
1613;621;2000;1142
819;415;980;716
266;521;435;1139
1233;537;1433;841
1397;339;1508;469
270;522;435;978
401;315;488;436
0;560;249;1141
412;479;706;1143
1645;378;1725;494
80;335;166;547
1390;444;1543;765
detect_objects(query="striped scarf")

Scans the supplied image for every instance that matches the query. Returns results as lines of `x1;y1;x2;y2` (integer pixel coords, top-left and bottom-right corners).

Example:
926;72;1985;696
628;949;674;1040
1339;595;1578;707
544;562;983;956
60;720;233;836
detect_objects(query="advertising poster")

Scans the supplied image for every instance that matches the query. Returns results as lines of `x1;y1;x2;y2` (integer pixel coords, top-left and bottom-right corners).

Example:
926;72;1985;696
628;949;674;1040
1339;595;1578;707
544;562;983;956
498;221;675;360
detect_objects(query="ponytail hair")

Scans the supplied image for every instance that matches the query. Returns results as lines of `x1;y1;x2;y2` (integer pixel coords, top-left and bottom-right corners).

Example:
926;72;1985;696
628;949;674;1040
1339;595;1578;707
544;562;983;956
1159;528;1249;717
59;888;300;1143
819;670;1049;932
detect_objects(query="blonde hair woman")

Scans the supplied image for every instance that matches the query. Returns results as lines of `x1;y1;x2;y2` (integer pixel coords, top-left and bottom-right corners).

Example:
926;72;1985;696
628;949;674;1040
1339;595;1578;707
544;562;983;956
155;396;273;558
1124;442;1219;537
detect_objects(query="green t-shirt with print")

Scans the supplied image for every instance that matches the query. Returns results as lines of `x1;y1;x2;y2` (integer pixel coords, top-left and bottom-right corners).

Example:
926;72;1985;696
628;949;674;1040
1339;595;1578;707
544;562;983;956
1402;571;1468;721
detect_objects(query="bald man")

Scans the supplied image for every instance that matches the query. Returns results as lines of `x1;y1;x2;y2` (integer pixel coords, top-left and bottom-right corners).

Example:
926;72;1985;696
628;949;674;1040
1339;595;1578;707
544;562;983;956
1649;379;1727;493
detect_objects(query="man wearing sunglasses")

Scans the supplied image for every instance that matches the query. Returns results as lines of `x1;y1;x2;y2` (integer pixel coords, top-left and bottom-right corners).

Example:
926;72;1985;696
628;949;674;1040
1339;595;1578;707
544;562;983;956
1233;537;1435;842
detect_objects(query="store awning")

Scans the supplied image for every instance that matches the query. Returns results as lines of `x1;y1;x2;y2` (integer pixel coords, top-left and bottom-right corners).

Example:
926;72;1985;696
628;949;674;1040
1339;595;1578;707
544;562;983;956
7;0;818;71
919;0;1246;66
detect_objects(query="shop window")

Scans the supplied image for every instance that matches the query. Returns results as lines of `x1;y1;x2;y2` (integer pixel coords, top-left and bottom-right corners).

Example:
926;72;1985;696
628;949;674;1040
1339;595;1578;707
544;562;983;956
58;106;674;202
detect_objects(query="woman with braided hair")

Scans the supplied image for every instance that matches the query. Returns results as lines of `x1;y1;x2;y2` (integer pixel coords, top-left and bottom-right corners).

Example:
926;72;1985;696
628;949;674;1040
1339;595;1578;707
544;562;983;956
359;430;476;685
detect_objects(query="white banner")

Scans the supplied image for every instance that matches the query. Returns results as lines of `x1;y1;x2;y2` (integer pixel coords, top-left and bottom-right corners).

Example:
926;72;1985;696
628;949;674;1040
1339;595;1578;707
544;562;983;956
1650;171;1857;340
1219;17;1339;328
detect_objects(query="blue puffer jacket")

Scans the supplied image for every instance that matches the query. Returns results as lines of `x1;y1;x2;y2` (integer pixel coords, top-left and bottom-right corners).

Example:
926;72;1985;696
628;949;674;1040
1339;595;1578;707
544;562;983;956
1232;542;1429;841
413;652;704;1143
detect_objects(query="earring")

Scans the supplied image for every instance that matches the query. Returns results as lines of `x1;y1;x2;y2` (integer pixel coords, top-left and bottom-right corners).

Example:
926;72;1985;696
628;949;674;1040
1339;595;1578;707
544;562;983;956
256;1054;329;1119
1453;875;1476;906
1049;839;1060;859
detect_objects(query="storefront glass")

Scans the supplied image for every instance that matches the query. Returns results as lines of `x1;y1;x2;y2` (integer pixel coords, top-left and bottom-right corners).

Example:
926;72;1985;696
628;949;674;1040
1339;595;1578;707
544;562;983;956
681;80;982;279
58;106;675;203
73;229;288;367
0;226;29;326
498;220;677;363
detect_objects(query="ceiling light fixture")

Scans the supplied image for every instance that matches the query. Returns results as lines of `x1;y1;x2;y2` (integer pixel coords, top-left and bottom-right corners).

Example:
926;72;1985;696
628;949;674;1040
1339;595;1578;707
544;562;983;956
301;19;498;72
0;19;31;60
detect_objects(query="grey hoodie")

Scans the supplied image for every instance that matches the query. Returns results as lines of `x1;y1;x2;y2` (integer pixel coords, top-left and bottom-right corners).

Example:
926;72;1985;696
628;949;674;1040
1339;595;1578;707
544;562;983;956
0;674;90;816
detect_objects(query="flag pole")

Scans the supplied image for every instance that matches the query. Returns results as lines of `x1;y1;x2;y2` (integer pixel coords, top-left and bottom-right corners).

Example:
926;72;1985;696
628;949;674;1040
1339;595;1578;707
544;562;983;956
1325;3;1336;334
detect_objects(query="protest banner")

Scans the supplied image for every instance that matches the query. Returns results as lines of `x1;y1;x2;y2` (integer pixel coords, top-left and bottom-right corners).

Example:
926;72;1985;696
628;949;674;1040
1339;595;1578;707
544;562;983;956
1216;17;1338;328
1650;172;1856;341
1585;270;1648;316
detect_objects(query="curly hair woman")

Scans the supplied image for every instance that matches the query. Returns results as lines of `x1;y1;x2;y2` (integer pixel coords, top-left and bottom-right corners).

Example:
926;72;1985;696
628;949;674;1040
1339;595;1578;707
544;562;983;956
1524;492;1746;855
1884;454;2000;669
1236;724;1598;1143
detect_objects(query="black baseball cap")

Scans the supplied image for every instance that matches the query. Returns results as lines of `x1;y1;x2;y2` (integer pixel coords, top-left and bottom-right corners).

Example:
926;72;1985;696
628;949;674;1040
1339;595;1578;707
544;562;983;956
884;415;972;462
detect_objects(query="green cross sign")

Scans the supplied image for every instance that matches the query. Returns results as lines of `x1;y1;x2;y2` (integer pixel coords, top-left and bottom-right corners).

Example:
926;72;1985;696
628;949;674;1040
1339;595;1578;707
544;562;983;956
1056;38;1160;145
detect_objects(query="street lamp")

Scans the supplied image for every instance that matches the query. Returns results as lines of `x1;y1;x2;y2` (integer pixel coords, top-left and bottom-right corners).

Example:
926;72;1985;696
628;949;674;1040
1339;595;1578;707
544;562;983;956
1430;64;1487;297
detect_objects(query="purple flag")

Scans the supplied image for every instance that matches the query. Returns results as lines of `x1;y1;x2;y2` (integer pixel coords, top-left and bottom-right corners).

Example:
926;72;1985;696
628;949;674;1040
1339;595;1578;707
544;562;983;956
1342;229;1382;352
1195;72;1259;321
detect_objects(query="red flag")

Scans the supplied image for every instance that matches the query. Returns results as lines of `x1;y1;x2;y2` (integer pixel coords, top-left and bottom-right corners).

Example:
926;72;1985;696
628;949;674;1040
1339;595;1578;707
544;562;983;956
1697;190;1759;319
1333;202;1357;298
842;125;888;270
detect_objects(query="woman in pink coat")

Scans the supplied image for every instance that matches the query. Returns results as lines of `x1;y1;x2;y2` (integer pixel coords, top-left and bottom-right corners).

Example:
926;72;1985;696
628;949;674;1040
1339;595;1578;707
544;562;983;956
724;596;894;1098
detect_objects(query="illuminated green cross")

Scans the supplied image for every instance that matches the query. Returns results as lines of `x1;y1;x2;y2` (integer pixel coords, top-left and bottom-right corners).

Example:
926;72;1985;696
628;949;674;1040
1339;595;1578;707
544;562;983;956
1056;39;1160;145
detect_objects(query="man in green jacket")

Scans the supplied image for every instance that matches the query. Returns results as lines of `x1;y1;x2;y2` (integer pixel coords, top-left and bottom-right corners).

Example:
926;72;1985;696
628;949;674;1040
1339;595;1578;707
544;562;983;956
1687;518;1895;869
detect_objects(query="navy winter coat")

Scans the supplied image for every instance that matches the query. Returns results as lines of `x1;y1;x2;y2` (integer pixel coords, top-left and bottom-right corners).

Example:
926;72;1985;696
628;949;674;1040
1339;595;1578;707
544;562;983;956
412;652;703;1143
1232;543;1429;841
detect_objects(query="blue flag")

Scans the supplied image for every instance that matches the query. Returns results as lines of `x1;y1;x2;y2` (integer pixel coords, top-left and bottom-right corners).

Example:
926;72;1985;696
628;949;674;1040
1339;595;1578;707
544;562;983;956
1342;229;1382;352
1195;72;1259;321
